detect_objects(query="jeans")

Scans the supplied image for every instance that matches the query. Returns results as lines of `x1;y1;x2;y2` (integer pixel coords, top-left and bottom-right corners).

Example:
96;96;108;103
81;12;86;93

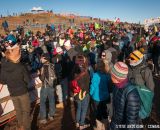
40;87;55;119
76;94;90;125
11;93;31;130
56;84;63;102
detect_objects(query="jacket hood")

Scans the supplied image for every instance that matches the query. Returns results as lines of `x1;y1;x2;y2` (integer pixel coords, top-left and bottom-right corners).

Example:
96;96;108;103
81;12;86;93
104;50;112;63
130;59;146;70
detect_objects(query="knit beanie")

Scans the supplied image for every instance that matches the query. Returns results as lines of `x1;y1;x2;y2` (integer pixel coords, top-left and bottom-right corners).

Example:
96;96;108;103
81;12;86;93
111;62;128;84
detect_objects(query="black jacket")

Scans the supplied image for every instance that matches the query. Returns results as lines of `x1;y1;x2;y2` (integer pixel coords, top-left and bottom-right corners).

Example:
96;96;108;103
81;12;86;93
0;58;30;96
52;54;62;82
62;48;78;79
111;83;141;130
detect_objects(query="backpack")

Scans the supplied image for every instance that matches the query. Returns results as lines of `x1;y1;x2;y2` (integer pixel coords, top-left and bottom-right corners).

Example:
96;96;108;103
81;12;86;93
126;79;154;119
44;63;57;87
128;66;154;119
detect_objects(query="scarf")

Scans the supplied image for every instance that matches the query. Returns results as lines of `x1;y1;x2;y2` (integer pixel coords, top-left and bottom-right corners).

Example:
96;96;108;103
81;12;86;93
115;78;128;89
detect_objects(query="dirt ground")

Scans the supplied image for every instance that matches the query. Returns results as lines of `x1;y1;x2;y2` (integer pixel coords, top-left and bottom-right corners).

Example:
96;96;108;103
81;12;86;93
1;76;160;130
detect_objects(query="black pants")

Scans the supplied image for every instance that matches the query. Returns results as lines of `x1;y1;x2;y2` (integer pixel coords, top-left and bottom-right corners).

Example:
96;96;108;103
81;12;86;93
12;93;31;130
92;100;108;121
153;55;160;74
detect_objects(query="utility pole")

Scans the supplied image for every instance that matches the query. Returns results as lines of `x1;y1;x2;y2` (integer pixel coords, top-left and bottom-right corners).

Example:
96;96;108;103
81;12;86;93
139;21;142;37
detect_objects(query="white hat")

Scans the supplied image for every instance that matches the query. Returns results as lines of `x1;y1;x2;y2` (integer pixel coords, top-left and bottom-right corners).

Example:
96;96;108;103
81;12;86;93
6;44;19;50
54;42;58;47
10;31;13;34
64;40;71;47
56;47;63;53
8;40;12;44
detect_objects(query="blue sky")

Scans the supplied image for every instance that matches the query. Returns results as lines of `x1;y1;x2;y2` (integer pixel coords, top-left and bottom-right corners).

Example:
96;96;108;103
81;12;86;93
0;0;160;23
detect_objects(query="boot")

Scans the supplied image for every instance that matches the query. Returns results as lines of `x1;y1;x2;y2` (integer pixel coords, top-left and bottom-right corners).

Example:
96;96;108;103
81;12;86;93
94;119;104;130
56;102;64;108
101;119;109;130
18;126;24;130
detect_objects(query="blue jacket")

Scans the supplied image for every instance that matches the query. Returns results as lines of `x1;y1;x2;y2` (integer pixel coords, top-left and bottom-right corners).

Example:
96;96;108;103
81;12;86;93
90;72;110;102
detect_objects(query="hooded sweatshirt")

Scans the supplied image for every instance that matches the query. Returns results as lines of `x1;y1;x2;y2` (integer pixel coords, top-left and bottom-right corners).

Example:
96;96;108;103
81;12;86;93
0;58;30;96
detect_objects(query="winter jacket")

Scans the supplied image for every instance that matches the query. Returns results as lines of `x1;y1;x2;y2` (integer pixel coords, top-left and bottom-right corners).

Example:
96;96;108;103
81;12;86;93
70;64;90;100
110;82;141;130
52;54;63;82
0;58;30;96
77;71;90;93
39;63;57;87
128;62;155;92
152;42;160;56
62;48;78;79
90;72;110;102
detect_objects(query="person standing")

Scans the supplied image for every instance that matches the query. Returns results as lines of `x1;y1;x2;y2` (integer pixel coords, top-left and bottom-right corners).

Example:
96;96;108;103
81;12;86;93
71;55;90;130
52;47;64;108
110;62;141;130
62;40;78;100
39;53;57;124
90;59;111;130
0;44;31;130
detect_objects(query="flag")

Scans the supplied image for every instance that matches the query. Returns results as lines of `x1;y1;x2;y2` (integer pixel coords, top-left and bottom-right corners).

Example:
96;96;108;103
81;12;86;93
154;25;158;32
116;18;120;23
95;23;100;29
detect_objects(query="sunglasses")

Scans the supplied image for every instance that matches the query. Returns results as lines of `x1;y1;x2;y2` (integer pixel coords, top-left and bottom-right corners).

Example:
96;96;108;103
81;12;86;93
101;55;106;57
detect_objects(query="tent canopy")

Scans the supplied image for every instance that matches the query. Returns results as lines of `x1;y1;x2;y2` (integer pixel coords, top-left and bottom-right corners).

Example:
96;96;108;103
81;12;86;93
31;7;44;12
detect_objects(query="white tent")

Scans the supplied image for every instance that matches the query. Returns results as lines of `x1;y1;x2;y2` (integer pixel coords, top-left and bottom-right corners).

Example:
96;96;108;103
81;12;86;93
31;7;45;13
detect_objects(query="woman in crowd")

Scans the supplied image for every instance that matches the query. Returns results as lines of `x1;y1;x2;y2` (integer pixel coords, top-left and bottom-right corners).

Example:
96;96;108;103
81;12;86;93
110;62;141;130
90;59;111;130
71;55;90;130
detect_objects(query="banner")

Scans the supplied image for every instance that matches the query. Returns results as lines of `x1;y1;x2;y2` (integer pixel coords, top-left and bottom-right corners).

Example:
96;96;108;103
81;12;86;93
144;17;160;26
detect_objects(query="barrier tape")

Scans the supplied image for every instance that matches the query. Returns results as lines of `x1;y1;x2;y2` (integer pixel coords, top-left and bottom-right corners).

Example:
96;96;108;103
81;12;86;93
0;116;16;127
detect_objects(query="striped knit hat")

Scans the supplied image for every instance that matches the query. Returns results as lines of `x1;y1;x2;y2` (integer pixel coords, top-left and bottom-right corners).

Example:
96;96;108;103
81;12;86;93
111;62;128;84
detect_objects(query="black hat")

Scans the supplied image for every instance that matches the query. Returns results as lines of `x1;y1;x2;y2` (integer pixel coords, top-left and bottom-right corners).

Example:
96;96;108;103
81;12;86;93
41;53;50;61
